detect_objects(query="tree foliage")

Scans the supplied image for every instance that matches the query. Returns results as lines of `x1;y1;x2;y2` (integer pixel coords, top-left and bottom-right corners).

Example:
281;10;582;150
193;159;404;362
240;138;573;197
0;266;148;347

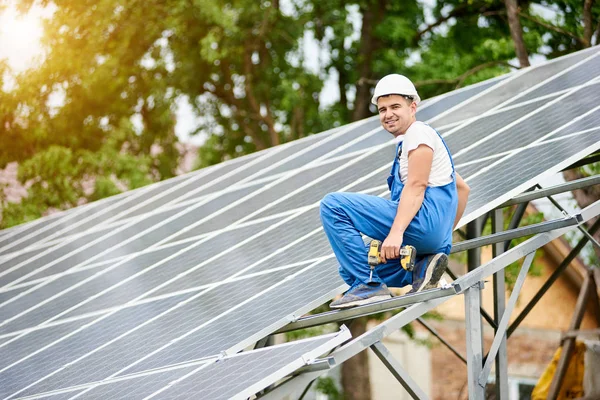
2;0;598;228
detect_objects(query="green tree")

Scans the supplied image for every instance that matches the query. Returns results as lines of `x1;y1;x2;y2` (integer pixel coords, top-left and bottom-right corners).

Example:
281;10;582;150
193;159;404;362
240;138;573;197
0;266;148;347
1;0;330;225
168;0;327;166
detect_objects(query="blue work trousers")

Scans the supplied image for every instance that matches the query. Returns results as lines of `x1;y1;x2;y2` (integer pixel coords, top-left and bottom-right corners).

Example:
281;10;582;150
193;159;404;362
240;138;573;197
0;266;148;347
320;138;458;288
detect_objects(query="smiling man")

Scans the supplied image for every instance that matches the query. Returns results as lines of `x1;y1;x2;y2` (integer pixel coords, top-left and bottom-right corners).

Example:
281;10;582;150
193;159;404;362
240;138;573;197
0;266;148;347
320;74;470;309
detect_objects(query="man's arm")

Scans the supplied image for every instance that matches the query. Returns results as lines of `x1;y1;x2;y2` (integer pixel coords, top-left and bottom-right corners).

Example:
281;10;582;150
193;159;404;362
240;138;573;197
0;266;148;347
380;144;432;262
453;172;470;229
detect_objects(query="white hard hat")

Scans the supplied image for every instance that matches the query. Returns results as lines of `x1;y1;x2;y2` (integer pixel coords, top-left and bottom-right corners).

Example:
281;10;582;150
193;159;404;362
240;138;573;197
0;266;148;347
371;74;421;105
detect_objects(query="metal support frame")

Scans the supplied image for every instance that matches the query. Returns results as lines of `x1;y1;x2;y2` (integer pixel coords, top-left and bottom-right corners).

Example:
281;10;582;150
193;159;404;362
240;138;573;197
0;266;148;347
294;358;335;374
491;209;509;400
540;184;600;251
562;150;600;170
504;202;529;252
561;328;600;340
260;200;600;400
445;268;498;330
370;341;429;399
499;175;600;207
466;218;483;272
465;281;485;399
507;216;600;337
451;215;581;254
416;317;467;364
275;287;457;334
480;253;535;389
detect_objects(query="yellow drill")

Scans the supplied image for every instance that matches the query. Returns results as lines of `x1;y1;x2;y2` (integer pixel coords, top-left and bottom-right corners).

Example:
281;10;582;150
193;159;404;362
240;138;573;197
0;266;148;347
367;240;416;282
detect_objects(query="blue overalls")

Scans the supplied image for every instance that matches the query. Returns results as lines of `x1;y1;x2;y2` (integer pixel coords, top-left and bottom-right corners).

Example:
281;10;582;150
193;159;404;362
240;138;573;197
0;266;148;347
320;129;458;288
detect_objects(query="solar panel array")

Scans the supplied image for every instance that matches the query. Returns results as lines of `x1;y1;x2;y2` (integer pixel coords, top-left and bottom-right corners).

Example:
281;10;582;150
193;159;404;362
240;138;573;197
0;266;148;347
1;46;599;399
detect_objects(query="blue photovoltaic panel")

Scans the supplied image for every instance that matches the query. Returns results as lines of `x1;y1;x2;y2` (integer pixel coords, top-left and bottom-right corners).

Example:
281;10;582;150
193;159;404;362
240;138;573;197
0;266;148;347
56;365;202;399
150;331;348;400
257;118;381;177
452;82;600;165
417;75;509;122
1;47;599;399
51;330;346;400
509;52;600;104
463;129;600;217
440;96;555;156
432;47;598;127
0;294;194;398
0;318;96;370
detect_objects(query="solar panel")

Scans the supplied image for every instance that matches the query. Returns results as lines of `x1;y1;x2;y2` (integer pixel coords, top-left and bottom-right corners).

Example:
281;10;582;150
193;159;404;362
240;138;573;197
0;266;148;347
509;51;600;104
1;46;599;399
23;329;349;400
0;175;188;256
431;47;598;126
450;81;600;164
463;129;600;218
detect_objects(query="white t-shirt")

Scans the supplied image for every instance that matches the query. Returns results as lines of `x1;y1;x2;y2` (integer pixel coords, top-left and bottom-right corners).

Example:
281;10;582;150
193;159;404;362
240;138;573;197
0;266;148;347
398;121;453;187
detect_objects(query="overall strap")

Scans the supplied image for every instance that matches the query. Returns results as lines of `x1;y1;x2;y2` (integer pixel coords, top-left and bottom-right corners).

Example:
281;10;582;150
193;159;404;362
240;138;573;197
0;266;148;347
425;123;455;176
396;140;404;179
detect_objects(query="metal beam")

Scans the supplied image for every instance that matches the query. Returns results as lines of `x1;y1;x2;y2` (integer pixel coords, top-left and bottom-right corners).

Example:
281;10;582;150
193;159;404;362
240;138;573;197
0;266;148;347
561;328;600;340
274;287;457;334
294;358;335;374
541;185;600;251
451;215;581;254
416;317;467;364
371;341;429;399
562;151;600;170
466;218;482;271
444;268;497;330
498;175;600;208
507;216;600;337
491;209;509;400
261;201;600;400
479;252;535;388
504;202;528;252
465;282;485;400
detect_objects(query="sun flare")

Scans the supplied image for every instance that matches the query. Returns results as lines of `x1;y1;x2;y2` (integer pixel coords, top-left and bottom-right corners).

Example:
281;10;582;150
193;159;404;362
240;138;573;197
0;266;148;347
0;5;45;70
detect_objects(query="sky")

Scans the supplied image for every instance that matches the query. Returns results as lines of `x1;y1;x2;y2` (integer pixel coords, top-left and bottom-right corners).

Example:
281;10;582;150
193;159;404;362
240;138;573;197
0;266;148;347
0;5;47;71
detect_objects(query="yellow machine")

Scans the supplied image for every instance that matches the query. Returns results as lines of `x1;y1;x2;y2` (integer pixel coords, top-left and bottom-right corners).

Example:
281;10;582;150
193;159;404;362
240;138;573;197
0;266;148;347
367;240;416;281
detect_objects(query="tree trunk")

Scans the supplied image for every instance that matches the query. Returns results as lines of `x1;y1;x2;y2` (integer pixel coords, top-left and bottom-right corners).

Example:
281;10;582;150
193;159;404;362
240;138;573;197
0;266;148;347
352;0;385;122
341;317;372;400
504;0;530;67
338;60;350;122
563;168;600;260
583;0;594;47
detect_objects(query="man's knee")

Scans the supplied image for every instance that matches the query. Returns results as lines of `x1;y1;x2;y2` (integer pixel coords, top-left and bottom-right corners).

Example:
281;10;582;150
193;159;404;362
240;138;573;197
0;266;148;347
320;192;344;216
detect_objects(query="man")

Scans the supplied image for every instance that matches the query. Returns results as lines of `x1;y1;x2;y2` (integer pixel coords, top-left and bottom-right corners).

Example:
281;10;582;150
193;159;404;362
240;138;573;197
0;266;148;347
320;74;470;309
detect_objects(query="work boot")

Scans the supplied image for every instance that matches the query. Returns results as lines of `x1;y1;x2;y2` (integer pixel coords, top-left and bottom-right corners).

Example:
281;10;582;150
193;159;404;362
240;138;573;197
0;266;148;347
407;253;448;294
330;283;392;309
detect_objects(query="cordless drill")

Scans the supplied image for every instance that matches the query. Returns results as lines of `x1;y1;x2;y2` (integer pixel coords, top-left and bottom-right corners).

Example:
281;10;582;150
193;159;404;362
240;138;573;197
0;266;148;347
367;240;416;282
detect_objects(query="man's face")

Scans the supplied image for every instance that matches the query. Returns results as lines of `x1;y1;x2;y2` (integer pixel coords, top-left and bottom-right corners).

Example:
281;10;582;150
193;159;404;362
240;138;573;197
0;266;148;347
377;94;417;137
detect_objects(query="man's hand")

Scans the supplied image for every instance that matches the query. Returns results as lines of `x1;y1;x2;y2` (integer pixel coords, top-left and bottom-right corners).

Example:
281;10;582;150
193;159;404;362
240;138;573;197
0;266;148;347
380;232;403;263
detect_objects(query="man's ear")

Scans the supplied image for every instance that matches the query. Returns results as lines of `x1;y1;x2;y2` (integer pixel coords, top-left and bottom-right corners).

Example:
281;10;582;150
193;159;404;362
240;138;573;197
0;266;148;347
410;101;417;115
